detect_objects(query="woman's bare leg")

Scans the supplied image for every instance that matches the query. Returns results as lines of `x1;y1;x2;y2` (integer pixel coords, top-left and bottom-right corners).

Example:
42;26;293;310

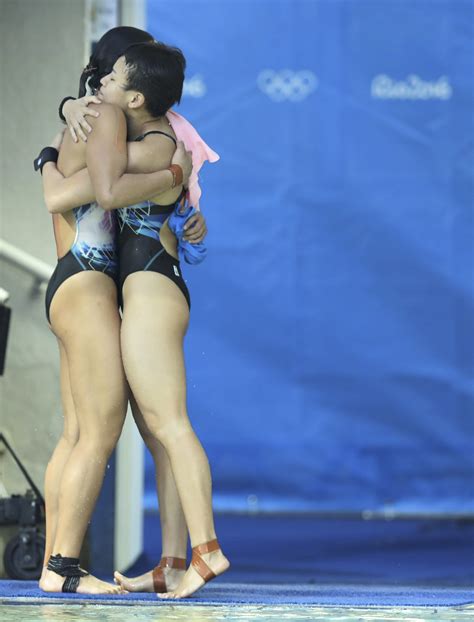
41;272;127;594
114;395;187;592
39;339;79;586
120;273;229;598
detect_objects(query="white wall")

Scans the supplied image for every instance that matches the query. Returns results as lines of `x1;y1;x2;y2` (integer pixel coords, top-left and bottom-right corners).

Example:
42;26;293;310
0;0;87;576
0;0;87;264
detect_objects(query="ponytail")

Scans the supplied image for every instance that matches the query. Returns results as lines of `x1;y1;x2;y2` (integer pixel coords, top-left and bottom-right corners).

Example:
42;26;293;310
78;60;99;97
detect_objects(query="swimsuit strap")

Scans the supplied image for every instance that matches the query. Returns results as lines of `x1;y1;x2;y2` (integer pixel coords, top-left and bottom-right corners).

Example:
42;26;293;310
134;130;177;145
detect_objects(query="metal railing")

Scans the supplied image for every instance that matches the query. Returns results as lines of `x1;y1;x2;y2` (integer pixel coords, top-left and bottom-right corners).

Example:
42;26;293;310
0;238;53;287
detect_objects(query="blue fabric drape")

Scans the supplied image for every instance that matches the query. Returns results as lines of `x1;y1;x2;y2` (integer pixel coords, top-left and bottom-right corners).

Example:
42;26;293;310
144;0;474;514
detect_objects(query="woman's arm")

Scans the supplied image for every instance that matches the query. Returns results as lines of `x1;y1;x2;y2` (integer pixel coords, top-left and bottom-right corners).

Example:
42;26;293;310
42;164;94;213
42;111;192;214
42;143;190;214
86;103;188;211
43;157;208;242
41;129;92;213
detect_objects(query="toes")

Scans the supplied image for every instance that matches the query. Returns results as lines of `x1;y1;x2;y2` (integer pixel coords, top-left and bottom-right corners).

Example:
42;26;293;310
113;573;129;590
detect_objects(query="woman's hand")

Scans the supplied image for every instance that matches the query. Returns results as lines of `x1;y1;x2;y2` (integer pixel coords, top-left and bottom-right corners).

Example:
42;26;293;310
63;96;102;143
171;141;193;185
170;142;205;243
49;128;66;151
183;211;208;243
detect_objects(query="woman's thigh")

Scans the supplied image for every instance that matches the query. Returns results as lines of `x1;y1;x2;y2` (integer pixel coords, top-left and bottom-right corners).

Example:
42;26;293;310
50;272;127;437
120;272;190;423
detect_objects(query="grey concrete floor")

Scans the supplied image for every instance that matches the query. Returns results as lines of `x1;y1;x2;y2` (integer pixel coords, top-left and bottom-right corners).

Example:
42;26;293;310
2;604;474;622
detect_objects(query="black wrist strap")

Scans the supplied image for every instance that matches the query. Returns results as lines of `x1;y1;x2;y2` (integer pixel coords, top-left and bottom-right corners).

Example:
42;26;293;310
59;96;76;123
33;147;59;174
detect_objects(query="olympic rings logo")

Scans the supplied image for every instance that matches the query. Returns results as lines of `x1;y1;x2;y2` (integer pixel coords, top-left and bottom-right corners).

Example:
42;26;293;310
257;70;318;102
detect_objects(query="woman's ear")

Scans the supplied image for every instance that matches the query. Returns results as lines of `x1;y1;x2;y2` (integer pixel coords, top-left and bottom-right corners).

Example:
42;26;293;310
129;92;145;110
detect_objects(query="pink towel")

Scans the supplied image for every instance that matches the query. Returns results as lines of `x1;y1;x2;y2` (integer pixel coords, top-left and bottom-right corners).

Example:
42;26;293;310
166;110;219;210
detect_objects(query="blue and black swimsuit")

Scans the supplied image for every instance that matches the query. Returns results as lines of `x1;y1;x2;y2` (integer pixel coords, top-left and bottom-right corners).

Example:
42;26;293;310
45;202;118;322
45;129;190;322
117;130;190;309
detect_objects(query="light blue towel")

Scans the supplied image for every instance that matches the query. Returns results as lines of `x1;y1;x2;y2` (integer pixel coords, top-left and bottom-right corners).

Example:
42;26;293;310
167;201;207;265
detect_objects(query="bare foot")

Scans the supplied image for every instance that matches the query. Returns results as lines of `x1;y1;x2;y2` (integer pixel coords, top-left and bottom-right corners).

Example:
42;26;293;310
114;567;185;593
39;564;88;589
158;550;230;599
38;565;48;590
40;567;124;595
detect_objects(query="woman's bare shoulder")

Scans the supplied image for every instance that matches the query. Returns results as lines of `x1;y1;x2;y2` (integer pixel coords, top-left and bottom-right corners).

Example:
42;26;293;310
88;103;126;130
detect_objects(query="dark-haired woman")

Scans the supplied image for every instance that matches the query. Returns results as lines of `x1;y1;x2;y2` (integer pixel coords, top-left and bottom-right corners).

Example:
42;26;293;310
37;32;205;595
42;41;230;599
41;27;210;597
56;27;217;597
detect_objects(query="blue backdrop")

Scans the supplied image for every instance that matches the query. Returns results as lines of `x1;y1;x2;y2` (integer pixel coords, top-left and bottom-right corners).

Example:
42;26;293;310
145;0;474;515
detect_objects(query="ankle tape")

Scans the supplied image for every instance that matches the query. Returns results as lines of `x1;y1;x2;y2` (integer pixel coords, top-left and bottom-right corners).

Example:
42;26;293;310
47;554;88;593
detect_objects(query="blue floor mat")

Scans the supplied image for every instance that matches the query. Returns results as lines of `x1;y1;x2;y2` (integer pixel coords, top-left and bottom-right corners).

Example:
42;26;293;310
2;515;472;607
127;513;474;587
0;580;473;607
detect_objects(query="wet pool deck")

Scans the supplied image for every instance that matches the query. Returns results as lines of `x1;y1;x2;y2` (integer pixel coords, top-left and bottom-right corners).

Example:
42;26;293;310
1;603;474;622
1;579;473;622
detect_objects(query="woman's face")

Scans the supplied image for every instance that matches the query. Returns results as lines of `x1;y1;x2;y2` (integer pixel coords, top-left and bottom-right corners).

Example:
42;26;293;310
98;56;130;108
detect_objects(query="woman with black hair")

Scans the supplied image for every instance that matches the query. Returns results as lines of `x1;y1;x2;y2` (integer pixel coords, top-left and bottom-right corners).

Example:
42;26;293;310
37;28;209;595
40;36;229;599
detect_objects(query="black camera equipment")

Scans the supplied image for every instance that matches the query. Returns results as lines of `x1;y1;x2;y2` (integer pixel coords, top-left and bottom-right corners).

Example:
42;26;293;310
0;433;45;579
